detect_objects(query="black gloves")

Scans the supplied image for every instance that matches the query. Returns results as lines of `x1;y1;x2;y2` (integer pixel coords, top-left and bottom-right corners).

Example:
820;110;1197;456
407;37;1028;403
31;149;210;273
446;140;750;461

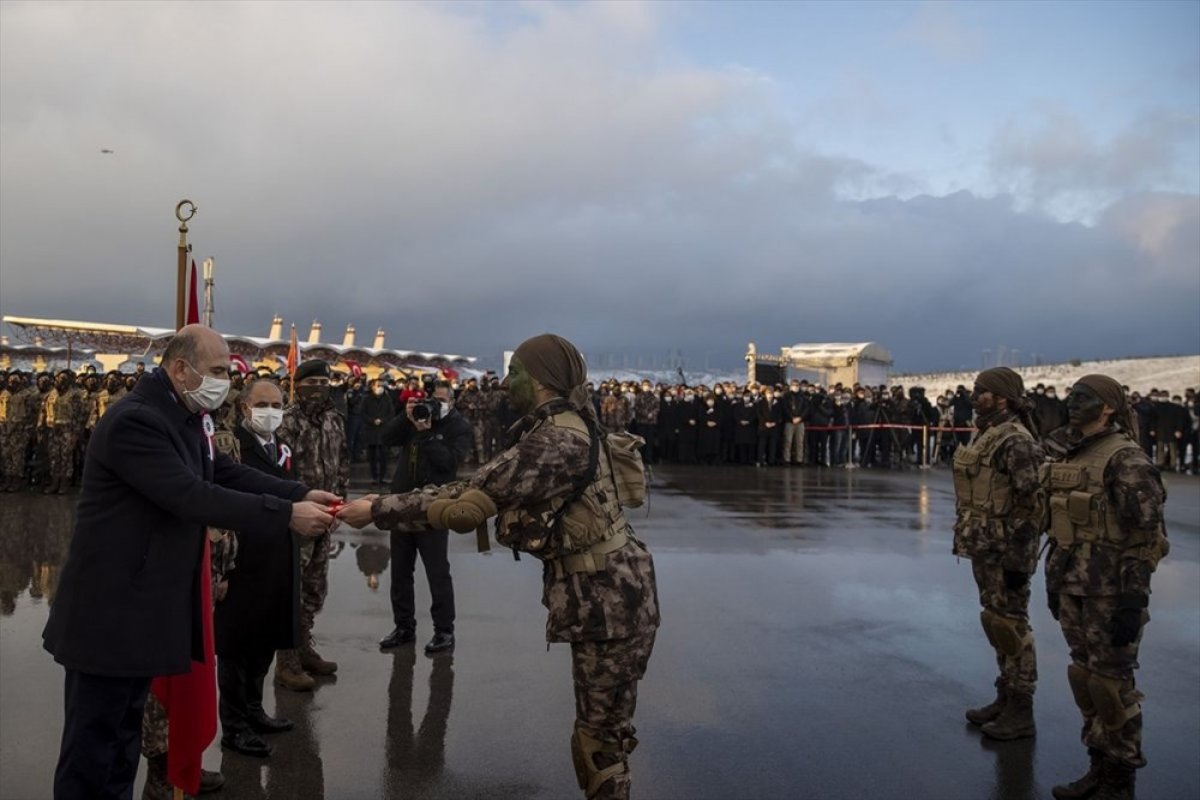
1110;593;1148;647
1003;570;1028;591
1048;591;1061;621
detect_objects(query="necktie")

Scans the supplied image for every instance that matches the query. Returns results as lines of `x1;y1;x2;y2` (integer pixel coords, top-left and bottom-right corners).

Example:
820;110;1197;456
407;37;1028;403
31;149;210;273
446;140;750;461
266;440;277;465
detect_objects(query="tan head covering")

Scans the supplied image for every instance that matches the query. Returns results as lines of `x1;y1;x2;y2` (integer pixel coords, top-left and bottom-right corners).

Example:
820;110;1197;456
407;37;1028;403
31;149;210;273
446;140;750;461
1074;373;1136;438
512;333;596;426
975;367;1025;403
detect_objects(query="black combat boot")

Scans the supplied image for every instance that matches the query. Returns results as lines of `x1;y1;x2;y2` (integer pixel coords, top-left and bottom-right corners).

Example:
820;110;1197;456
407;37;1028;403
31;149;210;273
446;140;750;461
980;691;1035;740
1052;748;1103;799
966;680;1007;726
1092;758;1136;800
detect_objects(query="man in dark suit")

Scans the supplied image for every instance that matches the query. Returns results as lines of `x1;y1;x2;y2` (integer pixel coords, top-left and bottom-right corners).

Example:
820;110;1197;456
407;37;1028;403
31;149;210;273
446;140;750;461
42;325;340;800
213;378;303;759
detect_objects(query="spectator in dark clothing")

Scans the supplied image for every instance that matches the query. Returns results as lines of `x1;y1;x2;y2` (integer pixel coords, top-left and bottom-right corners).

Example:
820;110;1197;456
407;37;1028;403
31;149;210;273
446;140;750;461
677;391;699;464
345;378;366;461
361;379;396;485
379;381;473;654
697;394;721;465
734;391;758;465
756;389;784;466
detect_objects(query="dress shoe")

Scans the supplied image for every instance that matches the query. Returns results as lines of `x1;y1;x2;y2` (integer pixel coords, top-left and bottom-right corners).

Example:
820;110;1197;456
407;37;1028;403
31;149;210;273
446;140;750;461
221;730;272;758
198;769;225;793
379;628;416;649
425;632;455;653
249;711;294;734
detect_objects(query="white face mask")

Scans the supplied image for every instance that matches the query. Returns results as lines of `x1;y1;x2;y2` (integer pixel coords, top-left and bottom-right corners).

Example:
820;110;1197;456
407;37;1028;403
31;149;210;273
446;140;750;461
438;400;451;419
248;407;284;436
183;363;231;412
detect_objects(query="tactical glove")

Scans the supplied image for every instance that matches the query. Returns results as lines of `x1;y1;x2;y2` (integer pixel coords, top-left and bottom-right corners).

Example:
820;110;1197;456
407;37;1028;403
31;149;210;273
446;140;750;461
427;489;497;533
1047;591;1061;621
1003;570;1028;591
1110;593;1148;648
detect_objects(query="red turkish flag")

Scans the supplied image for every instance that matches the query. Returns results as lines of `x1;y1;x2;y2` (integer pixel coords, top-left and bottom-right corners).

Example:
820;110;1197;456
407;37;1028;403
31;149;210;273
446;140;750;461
185;260;201;326
149;536;217;795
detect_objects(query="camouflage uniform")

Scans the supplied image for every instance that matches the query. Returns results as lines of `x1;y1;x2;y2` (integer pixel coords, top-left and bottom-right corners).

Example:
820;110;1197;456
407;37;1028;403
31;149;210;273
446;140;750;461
1044;425;1167;773
2;380;41;490
372;399;659;800
952;409;1045;737
456;386;485;465
480;386;502;461
277;398;349;669
39;378;87;493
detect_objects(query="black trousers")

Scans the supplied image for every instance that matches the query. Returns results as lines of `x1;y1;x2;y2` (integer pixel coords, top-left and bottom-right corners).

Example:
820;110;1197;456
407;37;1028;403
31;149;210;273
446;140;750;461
390;529;455;634
54;669;150;800
218;646;276;734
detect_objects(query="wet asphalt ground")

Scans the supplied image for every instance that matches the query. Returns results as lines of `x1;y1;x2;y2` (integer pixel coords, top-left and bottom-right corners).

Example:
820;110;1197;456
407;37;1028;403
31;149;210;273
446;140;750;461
1;465;1197;800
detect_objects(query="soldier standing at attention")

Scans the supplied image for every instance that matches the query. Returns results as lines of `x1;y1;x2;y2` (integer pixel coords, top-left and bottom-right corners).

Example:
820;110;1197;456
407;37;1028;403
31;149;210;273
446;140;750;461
953;367;1046;741
275;359;350;690
39;369;86;495
338;334;659;800
1044;375;1167;800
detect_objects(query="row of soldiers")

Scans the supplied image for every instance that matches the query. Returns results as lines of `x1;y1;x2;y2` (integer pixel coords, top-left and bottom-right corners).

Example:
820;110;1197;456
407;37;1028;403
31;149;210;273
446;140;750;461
0;368;142;493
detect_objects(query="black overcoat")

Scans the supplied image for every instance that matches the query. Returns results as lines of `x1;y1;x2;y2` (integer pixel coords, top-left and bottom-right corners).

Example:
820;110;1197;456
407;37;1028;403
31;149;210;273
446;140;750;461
214;426;303;656
42;370;308;677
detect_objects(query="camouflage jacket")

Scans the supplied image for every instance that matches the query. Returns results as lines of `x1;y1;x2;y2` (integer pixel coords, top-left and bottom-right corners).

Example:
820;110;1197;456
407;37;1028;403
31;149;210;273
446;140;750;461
278;402;350;497
456;389;484;424
633;392;660;425
952;411;1046;573
40;387;87;429
1043;426;1167;598
372;401;660;644
209;423;241;587
4;386;42;428
599;395;632;431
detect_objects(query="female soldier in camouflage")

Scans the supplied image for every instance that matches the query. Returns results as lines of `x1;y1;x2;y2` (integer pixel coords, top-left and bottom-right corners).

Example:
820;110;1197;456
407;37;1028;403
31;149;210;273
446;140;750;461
952;367;1046;741
1044;375;1167;800
339;334;659;800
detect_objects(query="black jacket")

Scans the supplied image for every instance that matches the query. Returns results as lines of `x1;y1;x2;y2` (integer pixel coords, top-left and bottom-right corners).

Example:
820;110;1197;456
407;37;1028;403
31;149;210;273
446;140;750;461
383;407;473;494
42;369;307;677
214;426;303;656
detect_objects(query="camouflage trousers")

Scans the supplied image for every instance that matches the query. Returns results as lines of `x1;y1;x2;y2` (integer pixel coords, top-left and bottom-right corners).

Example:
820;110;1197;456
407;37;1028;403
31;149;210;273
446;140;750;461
141;692;168;758
299;533;330;640
571;630;657;800
971;560;1037;695
1056;593;1148;769
46;426;78;479
470;422;488;464
3;428;30;482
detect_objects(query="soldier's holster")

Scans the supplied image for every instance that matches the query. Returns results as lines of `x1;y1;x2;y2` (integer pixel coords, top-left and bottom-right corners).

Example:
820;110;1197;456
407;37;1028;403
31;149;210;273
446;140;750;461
571;726;635;799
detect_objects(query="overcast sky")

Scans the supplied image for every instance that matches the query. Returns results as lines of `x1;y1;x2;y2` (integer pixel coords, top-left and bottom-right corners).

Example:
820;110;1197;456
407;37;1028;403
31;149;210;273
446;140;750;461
1;0;1197;372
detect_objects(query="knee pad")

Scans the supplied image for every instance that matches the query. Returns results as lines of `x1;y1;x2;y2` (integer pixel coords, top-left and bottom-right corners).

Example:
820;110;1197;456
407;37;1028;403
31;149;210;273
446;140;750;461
571;727;628;800
1087;673;1141;732
981;609;1023;658
1066;663;1095;717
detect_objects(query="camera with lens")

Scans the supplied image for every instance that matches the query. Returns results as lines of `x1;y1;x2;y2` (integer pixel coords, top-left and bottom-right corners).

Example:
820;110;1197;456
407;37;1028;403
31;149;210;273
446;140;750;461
411;398;441;422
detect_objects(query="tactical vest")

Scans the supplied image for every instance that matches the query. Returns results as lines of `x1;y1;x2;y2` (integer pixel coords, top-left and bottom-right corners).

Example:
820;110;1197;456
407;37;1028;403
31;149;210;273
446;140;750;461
1044;433;1153;550
496;410;630;576
44;389;74;427
953;420;1031;522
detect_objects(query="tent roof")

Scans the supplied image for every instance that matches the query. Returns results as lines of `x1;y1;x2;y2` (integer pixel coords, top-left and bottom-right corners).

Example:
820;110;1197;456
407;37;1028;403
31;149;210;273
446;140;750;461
784;342;892;367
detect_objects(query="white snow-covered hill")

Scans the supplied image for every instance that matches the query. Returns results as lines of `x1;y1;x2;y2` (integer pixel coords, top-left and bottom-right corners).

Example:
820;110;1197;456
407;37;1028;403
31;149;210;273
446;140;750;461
895;356;1200;398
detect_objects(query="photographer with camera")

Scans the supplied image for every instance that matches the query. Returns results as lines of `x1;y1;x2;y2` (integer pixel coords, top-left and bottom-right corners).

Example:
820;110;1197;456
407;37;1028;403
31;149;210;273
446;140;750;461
378;381;473;653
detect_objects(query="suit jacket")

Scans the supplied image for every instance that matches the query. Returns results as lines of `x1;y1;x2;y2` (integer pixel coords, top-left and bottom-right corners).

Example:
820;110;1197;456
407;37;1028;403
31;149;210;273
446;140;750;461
42;369;308;677
214;426;303;656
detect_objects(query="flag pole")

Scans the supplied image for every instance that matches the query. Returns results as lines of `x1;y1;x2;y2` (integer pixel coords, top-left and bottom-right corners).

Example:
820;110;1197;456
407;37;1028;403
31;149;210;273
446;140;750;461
175;200;196;331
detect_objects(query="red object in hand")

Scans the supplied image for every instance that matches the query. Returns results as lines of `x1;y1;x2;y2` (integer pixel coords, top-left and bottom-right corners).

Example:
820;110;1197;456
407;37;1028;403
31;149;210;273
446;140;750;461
326;501;346;514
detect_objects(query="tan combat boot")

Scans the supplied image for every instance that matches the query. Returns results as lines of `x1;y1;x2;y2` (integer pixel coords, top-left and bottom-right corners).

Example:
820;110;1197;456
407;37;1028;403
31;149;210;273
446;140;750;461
143;755;191;800
981;691;1035;740
966;680;1007;726
1052;749;1104;799
274;649;315;692
299;641;338;675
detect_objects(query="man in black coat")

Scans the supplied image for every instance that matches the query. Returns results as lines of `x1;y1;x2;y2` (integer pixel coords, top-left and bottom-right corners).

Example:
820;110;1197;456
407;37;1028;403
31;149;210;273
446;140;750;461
214;378;303;758
378;380;473;653
42;325;339;800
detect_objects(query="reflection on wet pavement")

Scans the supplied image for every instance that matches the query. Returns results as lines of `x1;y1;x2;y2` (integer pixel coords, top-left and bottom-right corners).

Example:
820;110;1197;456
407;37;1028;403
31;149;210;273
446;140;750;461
1;468;1197;799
